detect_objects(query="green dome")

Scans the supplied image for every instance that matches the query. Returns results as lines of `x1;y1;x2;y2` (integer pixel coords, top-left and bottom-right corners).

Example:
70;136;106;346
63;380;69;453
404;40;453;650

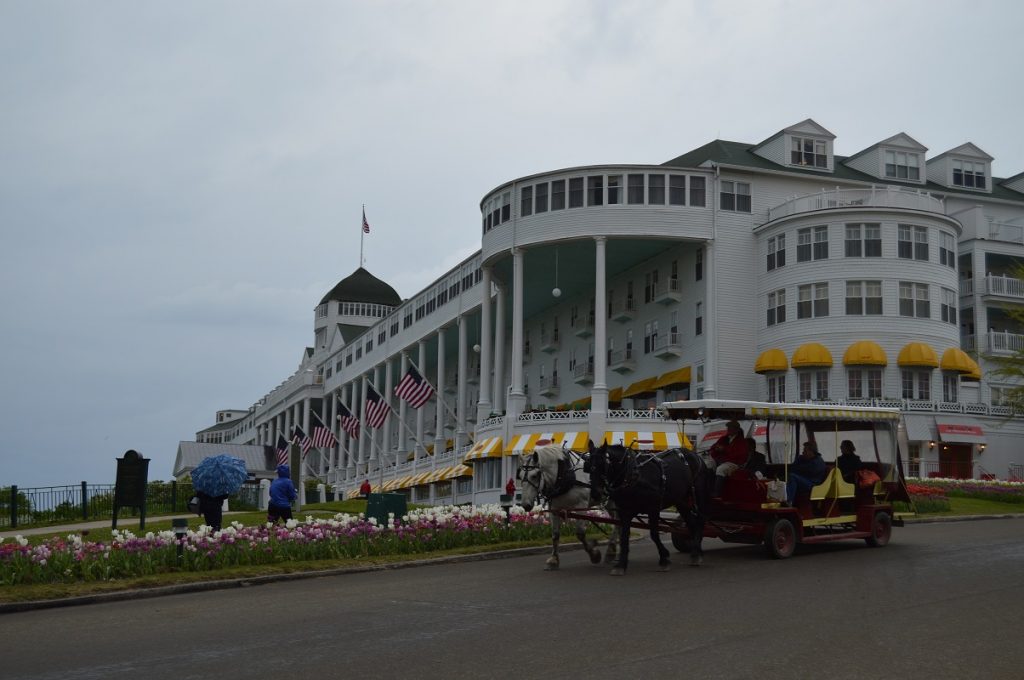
320;267;401;306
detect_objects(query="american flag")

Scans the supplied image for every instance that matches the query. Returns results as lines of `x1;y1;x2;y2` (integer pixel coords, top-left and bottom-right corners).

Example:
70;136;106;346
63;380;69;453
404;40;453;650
312;424;338;449
362;207;370;234
275;434;290;466
337;401;360;439
364;385;391;429
394;366;435;409
291;425;313;455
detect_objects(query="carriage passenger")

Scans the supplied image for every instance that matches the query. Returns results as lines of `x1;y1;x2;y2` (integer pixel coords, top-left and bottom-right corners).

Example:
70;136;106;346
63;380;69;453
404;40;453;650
743;437;769;478
785;442;827;504
837;440;863;483
710;420;747;498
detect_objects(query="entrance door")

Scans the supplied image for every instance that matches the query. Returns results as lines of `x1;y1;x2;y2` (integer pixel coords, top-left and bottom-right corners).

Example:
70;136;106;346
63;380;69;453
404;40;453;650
939;444;973;479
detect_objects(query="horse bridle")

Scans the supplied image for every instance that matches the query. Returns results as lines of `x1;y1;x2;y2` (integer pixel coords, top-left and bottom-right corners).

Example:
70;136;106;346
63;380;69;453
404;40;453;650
519;449;591;503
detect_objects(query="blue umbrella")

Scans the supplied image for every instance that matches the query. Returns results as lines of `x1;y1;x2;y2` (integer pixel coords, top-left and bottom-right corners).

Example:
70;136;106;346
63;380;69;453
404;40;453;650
191;454;248;497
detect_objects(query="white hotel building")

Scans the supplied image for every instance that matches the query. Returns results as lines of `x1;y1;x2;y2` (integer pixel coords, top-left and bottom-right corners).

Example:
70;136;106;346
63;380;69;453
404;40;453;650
197;119;1024;503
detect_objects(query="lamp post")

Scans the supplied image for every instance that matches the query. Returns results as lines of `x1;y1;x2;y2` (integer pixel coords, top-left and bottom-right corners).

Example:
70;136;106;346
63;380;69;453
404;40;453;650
172;518;188;564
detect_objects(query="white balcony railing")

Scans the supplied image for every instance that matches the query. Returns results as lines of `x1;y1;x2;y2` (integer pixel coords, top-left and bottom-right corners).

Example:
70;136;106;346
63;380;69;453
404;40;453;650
960;279;974;297
768;186;944;222
538;375;560;397
988;331;1024;354
983;274;1024;299
610;298;636;323
653;278;682;304
539;329;560;353
573;362;594;384
653;332;683;358
608;348;636;373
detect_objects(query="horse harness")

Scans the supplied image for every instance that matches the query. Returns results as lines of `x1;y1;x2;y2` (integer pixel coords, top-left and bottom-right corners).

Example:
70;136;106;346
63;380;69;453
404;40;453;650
521;449;591;502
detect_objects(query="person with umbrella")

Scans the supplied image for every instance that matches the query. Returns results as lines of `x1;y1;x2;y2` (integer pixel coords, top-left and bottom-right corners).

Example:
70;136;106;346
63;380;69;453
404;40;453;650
190;454;249;531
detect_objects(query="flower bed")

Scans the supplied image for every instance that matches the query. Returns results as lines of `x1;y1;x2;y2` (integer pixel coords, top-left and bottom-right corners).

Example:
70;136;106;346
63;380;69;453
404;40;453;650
905;478;1024;504
0;504;554;586
902;483;951;513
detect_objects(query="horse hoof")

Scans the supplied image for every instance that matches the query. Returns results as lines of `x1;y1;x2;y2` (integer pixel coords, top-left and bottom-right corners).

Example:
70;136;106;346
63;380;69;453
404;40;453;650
690;555;703;567
659;563;672;572
589;550;602;564
610;567;625;576
544;562;559;571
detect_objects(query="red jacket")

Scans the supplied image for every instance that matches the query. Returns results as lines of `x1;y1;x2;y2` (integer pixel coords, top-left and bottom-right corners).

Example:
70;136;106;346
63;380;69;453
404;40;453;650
711;434;747;466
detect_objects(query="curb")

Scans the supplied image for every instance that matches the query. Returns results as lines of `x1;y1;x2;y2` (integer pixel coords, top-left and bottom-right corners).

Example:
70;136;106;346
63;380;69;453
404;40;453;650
2;514;1019;613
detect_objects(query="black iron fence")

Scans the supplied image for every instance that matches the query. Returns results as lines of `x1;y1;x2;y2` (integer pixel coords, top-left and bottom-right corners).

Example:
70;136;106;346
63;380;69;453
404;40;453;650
1;480;262;529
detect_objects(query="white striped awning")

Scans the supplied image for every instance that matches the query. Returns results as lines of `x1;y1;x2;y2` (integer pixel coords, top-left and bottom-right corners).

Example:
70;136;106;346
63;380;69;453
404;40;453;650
404;471;434;487
748;405;900;421
464;437;503;461
381;477;402;492
427;464;474;483
603;431;692;451
505;431;591;455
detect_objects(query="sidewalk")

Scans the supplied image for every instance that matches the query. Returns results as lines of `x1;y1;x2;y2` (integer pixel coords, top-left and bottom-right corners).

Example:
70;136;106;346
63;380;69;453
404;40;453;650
0;513;246;539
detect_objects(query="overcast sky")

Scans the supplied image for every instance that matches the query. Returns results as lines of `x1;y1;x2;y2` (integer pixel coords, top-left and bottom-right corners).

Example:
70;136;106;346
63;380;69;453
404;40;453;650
2;1;1022;487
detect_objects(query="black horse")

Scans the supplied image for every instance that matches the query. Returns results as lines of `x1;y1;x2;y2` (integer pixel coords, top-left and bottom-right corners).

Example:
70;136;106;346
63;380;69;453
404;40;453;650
588;443;709;575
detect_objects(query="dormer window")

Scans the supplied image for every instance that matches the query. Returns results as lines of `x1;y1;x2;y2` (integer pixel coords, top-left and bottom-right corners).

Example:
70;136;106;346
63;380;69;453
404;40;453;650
952;159;986;189
791;137;828;168
884;150;921;180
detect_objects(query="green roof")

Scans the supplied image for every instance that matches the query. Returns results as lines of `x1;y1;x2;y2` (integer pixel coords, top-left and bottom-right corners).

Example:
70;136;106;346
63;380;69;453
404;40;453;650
662;139;1024;204
320;267;401;306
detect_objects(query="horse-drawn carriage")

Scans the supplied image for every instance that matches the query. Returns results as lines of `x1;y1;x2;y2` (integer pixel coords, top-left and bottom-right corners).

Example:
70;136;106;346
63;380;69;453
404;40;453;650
660;399;910;559
517;399;910;572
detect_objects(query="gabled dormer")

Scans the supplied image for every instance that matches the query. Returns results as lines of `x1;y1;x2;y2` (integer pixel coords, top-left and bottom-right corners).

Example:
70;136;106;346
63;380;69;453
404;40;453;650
752;118;836;172
843;132;927;184
926;142;993;193
1001;171;1024;195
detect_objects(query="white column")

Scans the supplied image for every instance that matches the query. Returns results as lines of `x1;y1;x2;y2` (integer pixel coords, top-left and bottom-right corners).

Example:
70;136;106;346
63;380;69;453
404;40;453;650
397;353;409;460
508;248;526;416
703;241;717;398
415;340;427;467
383;359;393;471
346;382;356;477
592;236;609;413
477;268;493;422
435;327;446;464
493;283;506;413
457;314;468;449
358;375;369;475
370;365;382;469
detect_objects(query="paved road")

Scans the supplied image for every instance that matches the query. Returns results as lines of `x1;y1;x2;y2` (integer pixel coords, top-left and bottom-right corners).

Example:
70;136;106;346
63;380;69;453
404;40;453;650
2;519;1022;680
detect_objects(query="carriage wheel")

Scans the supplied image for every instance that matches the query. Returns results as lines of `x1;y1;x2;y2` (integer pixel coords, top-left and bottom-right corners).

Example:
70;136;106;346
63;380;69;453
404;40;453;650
764;518;796;559
671;533;691;553
865;510;892;548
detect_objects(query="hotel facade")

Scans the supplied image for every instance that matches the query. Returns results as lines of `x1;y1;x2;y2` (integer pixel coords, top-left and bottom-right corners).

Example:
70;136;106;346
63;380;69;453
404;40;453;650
195;119;1024;504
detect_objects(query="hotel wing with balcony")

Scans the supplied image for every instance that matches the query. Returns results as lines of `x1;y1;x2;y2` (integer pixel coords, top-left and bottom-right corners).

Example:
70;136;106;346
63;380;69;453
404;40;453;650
194;119;1024;500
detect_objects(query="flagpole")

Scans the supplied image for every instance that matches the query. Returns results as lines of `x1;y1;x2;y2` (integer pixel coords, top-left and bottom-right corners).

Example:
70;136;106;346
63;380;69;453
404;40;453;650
365;376;436;479
360;205;365;268
401;351;460;425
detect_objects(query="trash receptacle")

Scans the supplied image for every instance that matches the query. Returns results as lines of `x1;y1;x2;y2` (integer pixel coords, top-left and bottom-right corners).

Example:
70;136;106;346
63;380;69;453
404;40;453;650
365;493;407;527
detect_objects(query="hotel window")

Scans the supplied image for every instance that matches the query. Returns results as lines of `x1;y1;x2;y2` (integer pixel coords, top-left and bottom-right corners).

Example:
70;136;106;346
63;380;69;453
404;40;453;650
941;287;958;324
695;248;703;281
627;174;645;204
902;369;932;400
607;175;622;204
643;320;659;354
898;225;928;260
939;232;956;267
587;176;603;206
568;177;584;208
812;225;828;259
846;280;883;316
845;223;879;257
689;176;706;207
767;289;785;326
720;181;751;212
491;201;500;228
535;182;549;213
952;159;986;189
695;301;703;336
791;136;828;168
848;368;882;399
799;370;829;401
899;282;930;318
551;180;566;210
991;385;1012;407
648;174;665;204
797;227;812;262
501;192;511;222
520;186;532;217
767;375;786;403
797;283;829;319
644;269;658;303
767;234;786;270
884;150;921;180
669;175;686;205
942;373;959;402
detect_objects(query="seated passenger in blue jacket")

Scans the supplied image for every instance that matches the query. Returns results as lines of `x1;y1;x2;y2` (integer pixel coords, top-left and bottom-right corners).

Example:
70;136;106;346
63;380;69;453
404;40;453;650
785;441;827;504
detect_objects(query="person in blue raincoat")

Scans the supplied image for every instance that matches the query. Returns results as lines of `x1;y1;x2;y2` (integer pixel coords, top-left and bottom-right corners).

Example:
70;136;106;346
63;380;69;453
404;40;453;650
268;464;298;524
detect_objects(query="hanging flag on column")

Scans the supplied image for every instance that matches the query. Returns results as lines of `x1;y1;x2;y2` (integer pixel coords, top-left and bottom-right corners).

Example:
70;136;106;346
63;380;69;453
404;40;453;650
275;434;290;466
291;425;313;455
362;207;370;234
337;401;361;439
394;366;435;408
312;423;339;449
364;385;392;429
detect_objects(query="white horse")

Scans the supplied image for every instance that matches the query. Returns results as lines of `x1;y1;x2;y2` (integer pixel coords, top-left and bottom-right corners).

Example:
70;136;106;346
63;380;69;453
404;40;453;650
517;444;618;571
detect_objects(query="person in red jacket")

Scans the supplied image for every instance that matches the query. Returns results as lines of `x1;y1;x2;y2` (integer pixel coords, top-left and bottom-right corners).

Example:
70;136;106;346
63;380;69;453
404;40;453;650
505;478;516;496
710;420;747;498
359;479;372;498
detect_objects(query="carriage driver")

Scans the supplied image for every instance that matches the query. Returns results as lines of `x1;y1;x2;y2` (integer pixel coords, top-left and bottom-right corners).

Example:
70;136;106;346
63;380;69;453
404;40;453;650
710;420;748;498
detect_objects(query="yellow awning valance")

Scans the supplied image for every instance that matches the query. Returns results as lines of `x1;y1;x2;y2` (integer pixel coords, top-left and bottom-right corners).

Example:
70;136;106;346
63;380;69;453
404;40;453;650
792;343;833;368
754;348;788;374
963;356;982;381
653;366;691;389
622;377;659;398
464;437;503;461
843;341;888;367
607;387;623;403
603;431;692;450
941;347;975;373
428;464;473;482
505;431;590;455
897;342;938;368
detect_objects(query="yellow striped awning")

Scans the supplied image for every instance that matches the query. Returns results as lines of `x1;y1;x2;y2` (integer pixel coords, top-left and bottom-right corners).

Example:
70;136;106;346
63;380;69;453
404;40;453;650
381;477;402;492
505;431;591;455
941;347;975;373
897;342;938;367
346;488;362;499
791;343;833;368
608;386;623;403
603;431;692;450
622;377;658;398
428;464;473;482
843;341;887;367
653;366;691;389
754;348;788;374
748;405;900;421
464;436;503;461
570;396;592;410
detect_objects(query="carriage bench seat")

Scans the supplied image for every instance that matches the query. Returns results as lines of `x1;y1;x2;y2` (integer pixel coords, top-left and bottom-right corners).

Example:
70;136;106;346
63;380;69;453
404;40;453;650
809;467;856;502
